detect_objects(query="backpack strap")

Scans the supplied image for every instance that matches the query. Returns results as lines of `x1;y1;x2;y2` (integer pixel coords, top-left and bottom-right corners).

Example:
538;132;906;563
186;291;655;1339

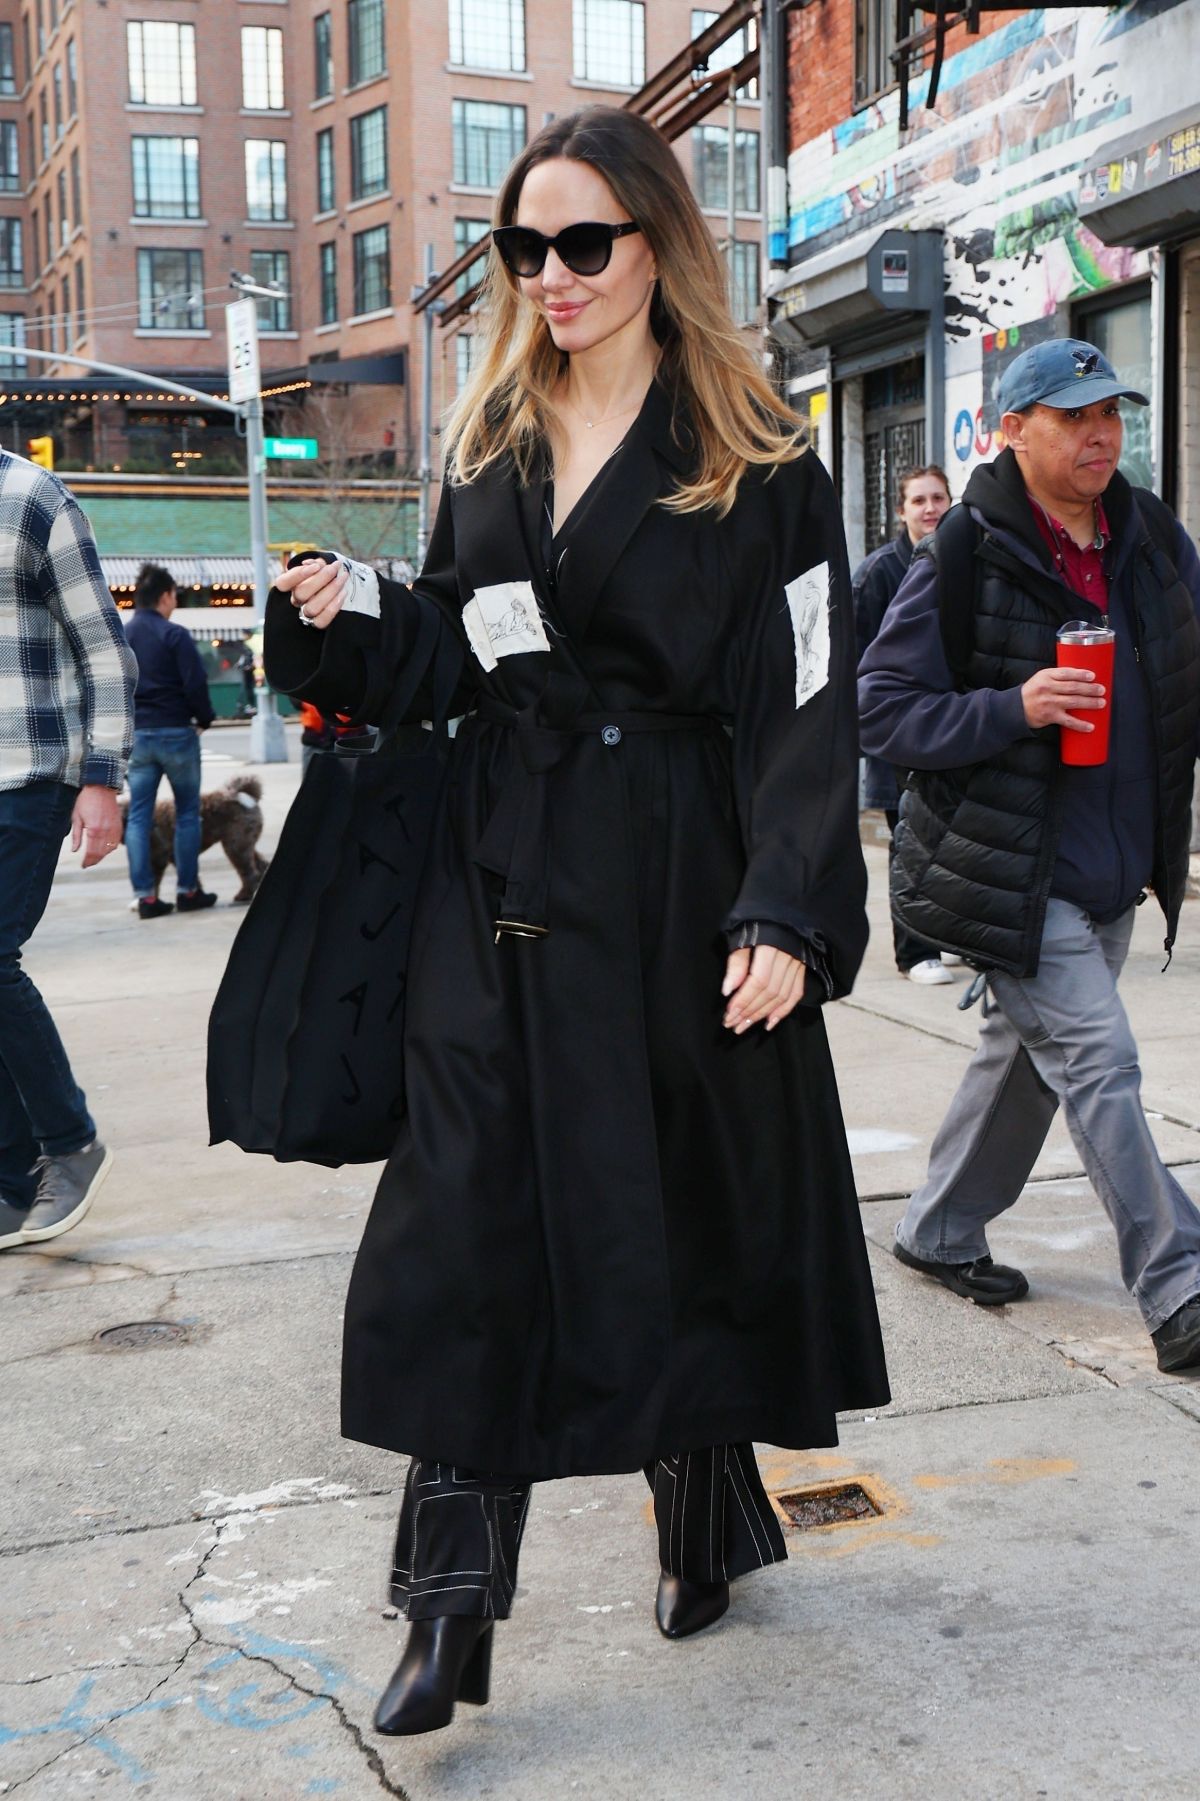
922;503;985;688
1130;486;1180;569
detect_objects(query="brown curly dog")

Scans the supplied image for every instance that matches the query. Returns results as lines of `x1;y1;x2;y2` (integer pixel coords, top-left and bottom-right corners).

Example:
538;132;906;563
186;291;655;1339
120;772;270;904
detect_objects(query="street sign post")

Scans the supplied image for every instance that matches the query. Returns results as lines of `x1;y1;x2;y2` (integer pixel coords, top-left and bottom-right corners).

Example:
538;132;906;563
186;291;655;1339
263;436;319;460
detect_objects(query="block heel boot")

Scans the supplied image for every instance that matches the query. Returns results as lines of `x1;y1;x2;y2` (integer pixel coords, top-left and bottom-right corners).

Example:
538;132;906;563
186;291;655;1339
655;1574;730;1639
373;1617;494;1736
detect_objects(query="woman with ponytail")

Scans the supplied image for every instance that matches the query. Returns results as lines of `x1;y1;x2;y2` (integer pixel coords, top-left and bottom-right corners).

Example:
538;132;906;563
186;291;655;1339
266;105;888;1737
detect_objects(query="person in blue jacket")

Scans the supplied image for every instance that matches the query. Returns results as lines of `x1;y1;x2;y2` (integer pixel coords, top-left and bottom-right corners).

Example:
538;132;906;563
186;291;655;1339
123;563;217;918
859;338;1200;1374
853;464;952;984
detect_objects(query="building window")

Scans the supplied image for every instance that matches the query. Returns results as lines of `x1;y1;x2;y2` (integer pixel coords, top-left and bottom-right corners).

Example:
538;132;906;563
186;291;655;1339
39;91;48;163
1074;282;1153;490
0;219;23;288
451;99;524;188
61;280;69;349
74;260;84;343
455;330;477;393
692;125;760;213
728;240;759;326
449;0;525;74
127;22;198;108
57;168;68;247
349;105;387;200
0;312;27;373
314;12;333;98
242;26;285;111
572;0;644;87
53;61;62;136
316;127;335;213
70;146;80;227
690;9;758;100
347;0;386;86
21;16;30;88
136;246;204;329
317;239;336;324
28;208;37;276
44;187;52;258
66;38;76;115
132;136;200;220
319;240;337;324
854;0;912;107
245;139;288;221
0;121;19;193
36;0;44;58
454;217;490;297
250;248;290;330
0;24;14;96
351;221;389;314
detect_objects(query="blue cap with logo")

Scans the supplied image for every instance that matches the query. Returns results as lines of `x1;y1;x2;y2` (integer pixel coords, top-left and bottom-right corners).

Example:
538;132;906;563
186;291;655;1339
997;337;1149;416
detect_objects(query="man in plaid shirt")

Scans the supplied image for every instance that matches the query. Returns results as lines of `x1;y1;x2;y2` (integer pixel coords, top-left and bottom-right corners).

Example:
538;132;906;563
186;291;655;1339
0;448;136;1253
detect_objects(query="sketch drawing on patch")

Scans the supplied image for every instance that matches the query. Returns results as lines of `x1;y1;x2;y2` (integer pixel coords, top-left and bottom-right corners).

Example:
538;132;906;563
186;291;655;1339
784;562;831;709
462;580;552;673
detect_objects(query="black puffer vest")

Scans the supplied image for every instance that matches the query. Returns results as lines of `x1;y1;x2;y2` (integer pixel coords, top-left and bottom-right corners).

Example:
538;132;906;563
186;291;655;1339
893;457;1199;977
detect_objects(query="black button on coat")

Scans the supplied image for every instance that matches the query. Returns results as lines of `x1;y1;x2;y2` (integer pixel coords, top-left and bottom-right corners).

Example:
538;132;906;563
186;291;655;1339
267;380;890;1479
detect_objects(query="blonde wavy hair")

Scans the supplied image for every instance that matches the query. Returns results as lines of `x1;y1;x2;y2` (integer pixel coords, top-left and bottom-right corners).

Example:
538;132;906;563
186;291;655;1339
445;107;804;517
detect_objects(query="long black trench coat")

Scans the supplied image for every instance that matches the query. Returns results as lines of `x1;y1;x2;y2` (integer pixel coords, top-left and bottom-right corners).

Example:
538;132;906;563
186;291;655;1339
267;380;889;1479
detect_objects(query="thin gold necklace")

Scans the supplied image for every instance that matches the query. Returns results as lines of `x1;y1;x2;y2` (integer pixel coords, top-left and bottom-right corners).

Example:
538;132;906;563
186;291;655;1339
562;389;644;430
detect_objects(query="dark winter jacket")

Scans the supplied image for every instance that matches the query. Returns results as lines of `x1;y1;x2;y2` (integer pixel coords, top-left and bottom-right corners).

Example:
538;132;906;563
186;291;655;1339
125;607;215;730
852;529;913;811
858;449;1200;975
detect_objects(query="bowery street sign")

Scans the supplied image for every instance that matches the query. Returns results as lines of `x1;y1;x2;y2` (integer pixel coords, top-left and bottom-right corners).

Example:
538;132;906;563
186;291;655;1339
263;436;319;460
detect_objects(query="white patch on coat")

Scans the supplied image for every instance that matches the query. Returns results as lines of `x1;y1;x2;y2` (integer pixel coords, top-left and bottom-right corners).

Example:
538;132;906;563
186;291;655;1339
462;580;551;672
783;562;831;709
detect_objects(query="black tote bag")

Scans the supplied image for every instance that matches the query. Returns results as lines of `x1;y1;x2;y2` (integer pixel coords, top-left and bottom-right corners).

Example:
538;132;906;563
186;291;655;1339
207;603;454;1167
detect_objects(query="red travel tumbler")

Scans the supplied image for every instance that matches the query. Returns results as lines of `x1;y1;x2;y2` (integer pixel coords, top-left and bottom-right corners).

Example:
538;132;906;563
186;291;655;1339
1055;621;1114;766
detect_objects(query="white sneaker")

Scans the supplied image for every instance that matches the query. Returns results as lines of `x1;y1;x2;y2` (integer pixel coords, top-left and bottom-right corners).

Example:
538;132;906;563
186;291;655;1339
940;952;964;967
906;959;956;986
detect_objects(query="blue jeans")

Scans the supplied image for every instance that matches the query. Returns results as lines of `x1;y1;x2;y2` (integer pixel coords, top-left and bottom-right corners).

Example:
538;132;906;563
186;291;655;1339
896;900;1200;1330
126;727;202;896
0;781;96;1205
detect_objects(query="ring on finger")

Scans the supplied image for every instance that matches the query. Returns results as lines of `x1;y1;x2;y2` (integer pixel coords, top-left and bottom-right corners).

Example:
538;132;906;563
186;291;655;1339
298;606;315;626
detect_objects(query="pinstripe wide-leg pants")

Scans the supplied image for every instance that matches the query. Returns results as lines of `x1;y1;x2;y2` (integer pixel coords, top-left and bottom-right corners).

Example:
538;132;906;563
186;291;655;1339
390;1444;787;1621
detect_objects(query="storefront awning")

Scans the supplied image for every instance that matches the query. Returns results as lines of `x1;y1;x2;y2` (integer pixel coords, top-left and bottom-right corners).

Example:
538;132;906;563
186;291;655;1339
767;228;943;351
100;554;278;590
1079;108;1200;250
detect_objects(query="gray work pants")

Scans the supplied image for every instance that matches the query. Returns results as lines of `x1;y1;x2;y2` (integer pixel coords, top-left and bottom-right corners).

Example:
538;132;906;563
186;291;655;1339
895;899;1200;1330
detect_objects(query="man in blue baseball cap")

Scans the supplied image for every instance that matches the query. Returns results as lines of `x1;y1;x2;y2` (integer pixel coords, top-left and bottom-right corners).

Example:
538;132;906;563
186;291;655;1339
858;336;1200;1372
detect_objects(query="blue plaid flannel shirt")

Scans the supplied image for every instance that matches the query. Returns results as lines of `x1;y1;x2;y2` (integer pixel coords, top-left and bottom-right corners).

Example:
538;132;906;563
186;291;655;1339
0;451;136;793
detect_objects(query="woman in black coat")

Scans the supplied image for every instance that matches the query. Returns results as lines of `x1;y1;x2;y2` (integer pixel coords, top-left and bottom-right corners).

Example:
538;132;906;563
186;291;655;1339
268;106;889;1737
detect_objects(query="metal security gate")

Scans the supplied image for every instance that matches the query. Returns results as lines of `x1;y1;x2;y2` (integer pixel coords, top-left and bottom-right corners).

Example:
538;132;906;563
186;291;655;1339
863;356;926;552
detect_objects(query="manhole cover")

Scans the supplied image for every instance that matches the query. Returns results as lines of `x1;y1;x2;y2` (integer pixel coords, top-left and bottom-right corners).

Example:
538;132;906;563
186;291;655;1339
776;1481;882;1530
94;1321;191;1351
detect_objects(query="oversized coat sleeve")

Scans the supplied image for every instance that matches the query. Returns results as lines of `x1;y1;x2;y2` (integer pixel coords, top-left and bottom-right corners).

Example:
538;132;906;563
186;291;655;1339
262;481;471;725
721;449;869;1004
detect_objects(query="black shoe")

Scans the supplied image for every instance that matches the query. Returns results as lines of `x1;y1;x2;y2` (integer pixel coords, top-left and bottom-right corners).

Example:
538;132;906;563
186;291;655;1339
1152;1297;1200;1373
655;1574;730;1640
137;896;173;920
176;888;218;912
893;1239;1029;1305
373;1617;493;1736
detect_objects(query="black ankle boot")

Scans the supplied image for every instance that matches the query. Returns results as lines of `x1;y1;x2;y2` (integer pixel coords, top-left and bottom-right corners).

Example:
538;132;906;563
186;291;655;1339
655;1573;730;1640
373;1617;494;1736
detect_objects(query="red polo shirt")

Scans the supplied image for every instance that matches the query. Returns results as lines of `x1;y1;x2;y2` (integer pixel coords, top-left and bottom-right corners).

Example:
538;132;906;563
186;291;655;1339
1029;498;1111;612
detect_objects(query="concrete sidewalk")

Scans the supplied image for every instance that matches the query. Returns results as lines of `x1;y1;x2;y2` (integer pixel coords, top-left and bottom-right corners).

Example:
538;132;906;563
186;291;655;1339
4;732;1200;1800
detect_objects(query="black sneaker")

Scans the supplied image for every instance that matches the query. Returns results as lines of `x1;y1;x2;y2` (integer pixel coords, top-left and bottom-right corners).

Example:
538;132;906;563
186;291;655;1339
0;1197;31;1250
1152;1297;1200;1373
893;1239;1029;1305
22;1141;112;1243
137;896;173;919
176;888;218;912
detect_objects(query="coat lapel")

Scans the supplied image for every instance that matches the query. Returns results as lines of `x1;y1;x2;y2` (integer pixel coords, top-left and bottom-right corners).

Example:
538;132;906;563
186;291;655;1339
553;376;694;645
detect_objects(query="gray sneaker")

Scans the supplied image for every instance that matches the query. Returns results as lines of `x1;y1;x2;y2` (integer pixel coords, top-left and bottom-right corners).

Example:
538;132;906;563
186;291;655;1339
0;1197;31;1250
22;1141;112;1243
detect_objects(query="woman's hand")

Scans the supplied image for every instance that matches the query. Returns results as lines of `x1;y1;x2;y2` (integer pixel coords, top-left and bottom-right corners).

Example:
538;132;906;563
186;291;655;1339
722;944;806;1034
274;556;352;630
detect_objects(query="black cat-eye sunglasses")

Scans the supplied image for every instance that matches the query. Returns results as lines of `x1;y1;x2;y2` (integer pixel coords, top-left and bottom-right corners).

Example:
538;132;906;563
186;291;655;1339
491;220;642;278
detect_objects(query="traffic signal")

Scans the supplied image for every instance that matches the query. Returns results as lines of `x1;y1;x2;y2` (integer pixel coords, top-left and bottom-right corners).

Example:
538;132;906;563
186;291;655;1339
27;436;54;471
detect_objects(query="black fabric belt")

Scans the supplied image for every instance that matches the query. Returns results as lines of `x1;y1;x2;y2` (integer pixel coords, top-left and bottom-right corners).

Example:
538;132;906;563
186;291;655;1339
470;698;717;939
